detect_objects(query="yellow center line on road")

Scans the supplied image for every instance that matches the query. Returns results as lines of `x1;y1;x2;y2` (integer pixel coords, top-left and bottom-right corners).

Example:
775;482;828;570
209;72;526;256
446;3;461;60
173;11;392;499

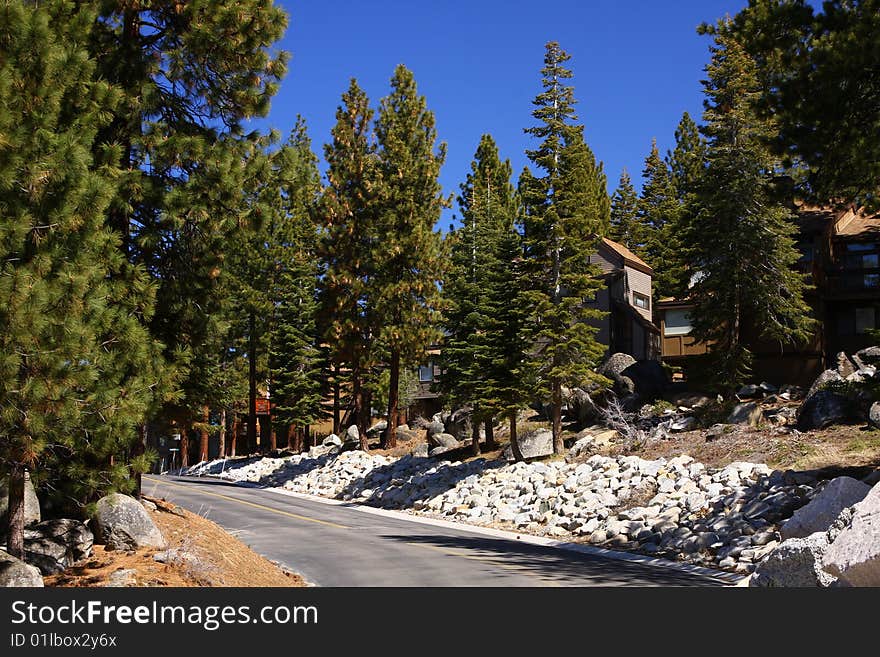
143;476;349;530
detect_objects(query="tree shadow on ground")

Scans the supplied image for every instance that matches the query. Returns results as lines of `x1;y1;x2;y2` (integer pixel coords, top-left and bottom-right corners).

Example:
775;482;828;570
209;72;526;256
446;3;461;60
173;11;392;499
381;533;724;586
339;454;507;508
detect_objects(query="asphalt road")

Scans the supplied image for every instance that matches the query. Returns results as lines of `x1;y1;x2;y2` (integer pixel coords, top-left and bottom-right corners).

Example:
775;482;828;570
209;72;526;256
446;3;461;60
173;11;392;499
143;475;728;587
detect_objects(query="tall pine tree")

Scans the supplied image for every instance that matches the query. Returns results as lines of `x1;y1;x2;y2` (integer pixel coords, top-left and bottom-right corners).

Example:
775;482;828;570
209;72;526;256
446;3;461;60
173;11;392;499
637;139;683;299
683;24;814;389
268;119;324;451
0;0;161;555
374;65;448;448
320;80;382;449
519;42;607;455
442;135;527;455
609;168;640;250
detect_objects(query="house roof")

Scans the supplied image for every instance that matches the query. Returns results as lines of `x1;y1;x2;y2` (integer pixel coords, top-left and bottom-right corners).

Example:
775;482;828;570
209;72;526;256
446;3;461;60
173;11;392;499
600;237;653;275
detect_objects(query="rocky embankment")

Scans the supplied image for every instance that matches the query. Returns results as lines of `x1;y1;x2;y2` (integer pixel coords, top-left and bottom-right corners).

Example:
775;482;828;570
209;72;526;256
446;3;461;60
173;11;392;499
186;446;879;579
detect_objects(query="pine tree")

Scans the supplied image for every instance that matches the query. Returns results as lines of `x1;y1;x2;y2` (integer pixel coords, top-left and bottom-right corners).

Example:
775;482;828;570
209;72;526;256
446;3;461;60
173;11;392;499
87;1;289;455
667;111;707;203
609;169;640;250
442;135;526;455
519;42;607;454
374;65;448;448
320;80;382;449
637;140;683;299
683;24;814;389
722;0;880;210
268;119;324;451
0;1;161;555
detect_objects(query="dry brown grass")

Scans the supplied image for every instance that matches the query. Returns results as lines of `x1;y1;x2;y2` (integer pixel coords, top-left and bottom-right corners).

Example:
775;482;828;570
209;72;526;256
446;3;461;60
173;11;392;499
44;499;305;588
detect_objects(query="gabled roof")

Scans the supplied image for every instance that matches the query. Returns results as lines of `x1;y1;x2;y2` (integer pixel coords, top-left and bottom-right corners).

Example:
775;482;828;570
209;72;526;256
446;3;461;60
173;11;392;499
600;237;653;275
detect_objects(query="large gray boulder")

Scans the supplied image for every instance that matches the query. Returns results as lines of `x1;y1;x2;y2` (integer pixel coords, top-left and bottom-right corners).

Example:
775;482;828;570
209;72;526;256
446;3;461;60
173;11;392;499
822;483;880;586
322;434;343;448
428;432;460;449
597;353;637;395
869;402;880;430
443;407;473;441
0;474;41;535
750;532;836;587
366;420;387;435
22;519;94;574
781;477;871;540
91;493;166;551
502;428;553;461
797;391;851;430
426;420;445;437
0;551;43;587
727;402;762;427
805;369;842;402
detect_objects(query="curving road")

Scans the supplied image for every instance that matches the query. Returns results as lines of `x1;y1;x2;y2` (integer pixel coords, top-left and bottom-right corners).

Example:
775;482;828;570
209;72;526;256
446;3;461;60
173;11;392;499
143;475;731;587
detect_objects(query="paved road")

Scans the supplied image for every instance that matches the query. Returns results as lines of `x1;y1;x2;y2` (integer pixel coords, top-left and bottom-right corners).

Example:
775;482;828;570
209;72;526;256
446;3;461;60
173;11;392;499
143;475;727;587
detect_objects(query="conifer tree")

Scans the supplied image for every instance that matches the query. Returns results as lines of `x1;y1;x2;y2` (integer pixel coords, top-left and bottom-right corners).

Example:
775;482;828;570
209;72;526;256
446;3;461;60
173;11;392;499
87;1;289;448
683;25;814;389
667;112;707;203
442;135;527;455
320;80;382;449
374;65;448;448
609;169;640;250
268;119;324;451
0;1;161;555
518;42;607;455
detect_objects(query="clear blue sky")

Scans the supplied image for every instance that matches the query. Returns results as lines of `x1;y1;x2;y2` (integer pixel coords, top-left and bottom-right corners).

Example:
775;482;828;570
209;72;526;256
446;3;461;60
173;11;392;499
253;0;751;227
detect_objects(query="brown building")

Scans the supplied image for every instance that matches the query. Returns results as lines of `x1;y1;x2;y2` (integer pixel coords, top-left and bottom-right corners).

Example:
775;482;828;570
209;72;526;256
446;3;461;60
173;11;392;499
587;237;660;361
655;206;880;386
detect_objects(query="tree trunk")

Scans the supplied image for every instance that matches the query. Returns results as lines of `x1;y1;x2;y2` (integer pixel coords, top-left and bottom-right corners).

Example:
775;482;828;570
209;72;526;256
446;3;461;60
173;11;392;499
256;416;263;453
133;423;147;498
218;409;227;458
509;410;524;462
230;414;239;457
385;349;401;448
485;419;497;450
199;406;210;463
6;464;25;560
471;419;481;456
332;368;341;435
179;415;189;468
269;422;277;452
359;386;372;451
286;424;295;450
247;311;257;454
551;380;564;454
304;425;311;450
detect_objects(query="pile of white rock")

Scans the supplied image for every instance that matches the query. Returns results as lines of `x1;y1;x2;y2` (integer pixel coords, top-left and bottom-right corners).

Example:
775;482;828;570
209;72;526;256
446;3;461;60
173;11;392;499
185;447;844;575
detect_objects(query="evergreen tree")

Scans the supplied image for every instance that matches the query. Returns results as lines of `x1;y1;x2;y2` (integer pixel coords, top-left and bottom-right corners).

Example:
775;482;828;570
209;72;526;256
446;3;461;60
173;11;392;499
637;139;683;298
442;135;526;455
320;80;382;449
667;111;707;203
518;42;607;455
268;119;325;451
683;25;814;389
374;65;448;448
86;1;289;454
722;0;880;210
0;1;161;555
609;169;640;250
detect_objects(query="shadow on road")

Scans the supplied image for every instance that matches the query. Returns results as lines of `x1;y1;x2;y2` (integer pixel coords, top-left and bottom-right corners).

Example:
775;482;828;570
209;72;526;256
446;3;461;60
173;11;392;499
382;533;724;586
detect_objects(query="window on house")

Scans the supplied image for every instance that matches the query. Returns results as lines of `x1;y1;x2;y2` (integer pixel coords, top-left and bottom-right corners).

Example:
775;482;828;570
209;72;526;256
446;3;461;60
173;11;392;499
846;242;877;252
856;307;876;335
664;309;693;336
865;273;880;288
418;363;434;382
633;292;650;310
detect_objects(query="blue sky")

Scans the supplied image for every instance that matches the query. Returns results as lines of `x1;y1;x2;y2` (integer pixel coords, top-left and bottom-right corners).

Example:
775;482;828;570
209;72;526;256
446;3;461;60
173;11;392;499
253;1;751;226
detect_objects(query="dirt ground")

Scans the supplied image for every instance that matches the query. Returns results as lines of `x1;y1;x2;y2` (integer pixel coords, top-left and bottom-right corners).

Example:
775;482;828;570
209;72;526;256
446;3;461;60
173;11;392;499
44;498;305;588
